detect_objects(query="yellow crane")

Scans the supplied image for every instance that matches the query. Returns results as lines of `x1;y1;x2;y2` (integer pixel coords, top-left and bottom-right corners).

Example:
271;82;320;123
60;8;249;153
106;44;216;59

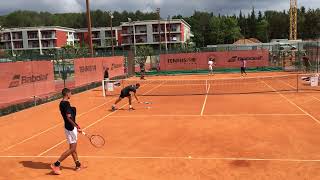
289;0;298;40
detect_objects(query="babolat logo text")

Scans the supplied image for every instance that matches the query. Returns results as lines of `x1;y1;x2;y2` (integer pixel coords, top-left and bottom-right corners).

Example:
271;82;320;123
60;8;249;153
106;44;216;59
79;65;96;73
8;74;48;88
167;58;197;64
8;75;21;88
228;56;263;62
111;63;122;70
21;74;48;84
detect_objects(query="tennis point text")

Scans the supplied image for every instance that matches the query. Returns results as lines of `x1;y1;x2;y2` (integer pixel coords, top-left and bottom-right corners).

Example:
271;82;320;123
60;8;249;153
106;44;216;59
167;58;197;64
79;65;97;73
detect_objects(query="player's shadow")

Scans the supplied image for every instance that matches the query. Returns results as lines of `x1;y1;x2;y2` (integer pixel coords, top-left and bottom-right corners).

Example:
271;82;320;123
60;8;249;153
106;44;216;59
20;161;74;175
108;108;129;112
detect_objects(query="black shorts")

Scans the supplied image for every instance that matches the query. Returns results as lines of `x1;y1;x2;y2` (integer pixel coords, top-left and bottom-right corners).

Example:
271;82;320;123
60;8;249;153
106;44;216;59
120;90;130;98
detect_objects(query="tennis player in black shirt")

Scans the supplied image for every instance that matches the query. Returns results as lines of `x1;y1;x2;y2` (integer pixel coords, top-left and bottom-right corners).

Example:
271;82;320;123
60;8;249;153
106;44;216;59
51;88;82;175
112;83;141;111
140;63;146;80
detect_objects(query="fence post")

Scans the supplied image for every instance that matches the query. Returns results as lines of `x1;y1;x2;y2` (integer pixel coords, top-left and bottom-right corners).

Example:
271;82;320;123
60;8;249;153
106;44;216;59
296;73;299;92
316;41;319;73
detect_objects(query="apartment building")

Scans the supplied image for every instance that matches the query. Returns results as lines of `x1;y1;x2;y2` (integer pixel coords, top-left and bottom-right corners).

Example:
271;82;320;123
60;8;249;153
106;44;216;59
0;26;75;54
75;27;121;48
120;19;193;50
0;19;193;54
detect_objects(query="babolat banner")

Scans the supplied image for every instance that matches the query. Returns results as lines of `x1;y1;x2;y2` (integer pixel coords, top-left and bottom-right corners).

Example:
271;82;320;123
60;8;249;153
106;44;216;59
0;61;55;107
160;50;269;71
74;56;125;87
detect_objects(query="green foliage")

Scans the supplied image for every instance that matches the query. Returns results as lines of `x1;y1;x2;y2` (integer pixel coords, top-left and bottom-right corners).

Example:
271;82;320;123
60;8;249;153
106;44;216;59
136;45;153;64
209;16;241;44
0;10;159;28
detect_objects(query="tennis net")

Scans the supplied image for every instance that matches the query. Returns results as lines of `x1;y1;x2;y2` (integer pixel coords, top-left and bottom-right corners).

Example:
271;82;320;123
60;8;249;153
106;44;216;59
102;74;320;96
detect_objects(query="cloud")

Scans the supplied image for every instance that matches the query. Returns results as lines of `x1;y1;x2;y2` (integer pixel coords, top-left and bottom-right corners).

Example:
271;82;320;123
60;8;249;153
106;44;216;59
0;0;83;14
0;0;319;16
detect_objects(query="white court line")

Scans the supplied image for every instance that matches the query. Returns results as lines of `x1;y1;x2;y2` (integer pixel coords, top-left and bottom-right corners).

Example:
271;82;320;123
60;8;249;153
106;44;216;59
261;80;320;125
2;83;148;153
311;95;320;102
108;114;307;118
200;84;210;116
37;83;164;157
277;78;320;103
1;155;320;162
1;97;116;153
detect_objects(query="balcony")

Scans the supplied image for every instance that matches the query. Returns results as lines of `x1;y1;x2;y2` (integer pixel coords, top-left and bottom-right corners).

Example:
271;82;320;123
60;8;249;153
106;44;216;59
11;32;23;40
105;30;116;37
28;35;38;40
136;38;147;44
1;33;11;41
135;31;147;35
28;42;40;48
13;45;23;49
41;34;56;39
4;43;11;49
121;31;134;36
91;32;100;39
121;40;134;45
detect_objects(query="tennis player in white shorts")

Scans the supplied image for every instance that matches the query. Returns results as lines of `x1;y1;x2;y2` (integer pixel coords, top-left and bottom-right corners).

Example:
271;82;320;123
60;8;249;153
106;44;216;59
50;88;82;175
208;60;214;75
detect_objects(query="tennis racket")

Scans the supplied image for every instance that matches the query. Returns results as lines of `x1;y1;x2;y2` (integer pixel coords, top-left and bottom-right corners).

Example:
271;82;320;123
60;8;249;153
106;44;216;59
81;131;105;148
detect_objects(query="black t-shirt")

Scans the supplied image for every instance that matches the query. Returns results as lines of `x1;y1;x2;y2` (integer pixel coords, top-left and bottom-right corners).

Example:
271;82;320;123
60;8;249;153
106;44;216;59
59;100;76;131
122;85;137;95
140;64;145;72
104;70;109;79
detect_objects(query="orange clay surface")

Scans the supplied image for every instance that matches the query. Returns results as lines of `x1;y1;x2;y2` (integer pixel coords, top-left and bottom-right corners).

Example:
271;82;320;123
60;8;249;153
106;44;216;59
1;72;320;180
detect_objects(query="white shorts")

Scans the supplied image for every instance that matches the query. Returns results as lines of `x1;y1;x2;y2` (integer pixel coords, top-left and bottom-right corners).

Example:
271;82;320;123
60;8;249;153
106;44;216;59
65;128;78;144
209;66;213;71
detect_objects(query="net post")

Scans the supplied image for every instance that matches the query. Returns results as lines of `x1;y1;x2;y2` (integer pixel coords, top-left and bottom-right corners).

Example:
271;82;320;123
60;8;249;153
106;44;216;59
102;79;106;97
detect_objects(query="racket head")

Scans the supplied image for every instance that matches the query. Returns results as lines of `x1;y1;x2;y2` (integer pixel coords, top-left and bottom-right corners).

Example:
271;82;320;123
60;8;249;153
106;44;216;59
89;135;105;148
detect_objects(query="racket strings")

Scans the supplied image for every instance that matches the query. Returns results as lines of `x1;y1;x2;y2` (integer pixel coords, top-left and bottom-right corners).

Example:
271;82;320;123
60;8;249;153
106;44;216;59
90;135;105;147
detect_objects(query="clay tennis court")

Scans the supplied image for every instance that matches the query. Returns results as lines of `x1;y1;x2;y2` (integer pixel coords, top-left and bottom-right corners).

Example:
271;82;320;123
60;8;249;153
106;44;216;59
1;72;320;180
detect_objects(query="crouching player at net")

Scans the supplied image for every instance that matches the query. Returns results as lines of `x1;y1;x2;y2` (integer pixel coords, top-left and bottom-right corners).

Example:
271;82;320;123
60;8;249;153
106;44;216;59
112;83;141;111
51;88;82;175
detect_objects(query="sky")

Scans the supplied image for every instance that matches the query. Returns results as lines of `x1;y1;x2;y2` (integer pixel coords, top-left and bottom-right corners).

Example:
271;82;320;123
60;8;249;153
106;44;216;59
0;0;319;17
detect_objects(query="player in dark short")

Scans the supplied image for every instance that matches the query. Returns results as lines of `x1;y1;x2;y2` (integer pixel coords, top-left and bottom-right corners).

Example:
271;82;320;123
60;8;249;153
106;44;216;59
112;83;141;111
51;88;82;175
140;63;146;80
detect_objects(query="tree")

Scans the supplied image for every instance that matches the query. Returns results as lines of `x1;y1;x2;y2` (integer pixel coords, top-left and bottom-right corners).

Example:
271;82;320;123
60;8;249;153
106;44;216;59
135;45;154;65
248;7;257;37
256;19;269;42
209;16;241;44
265;10;289;39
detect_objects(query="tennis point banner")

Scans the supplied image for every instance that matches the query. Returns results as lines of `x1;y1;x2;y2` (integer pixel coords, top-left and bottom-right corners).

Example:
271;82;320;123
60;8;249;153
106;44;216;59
160;50;269;71
0;61;55;107
74;56;125;87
